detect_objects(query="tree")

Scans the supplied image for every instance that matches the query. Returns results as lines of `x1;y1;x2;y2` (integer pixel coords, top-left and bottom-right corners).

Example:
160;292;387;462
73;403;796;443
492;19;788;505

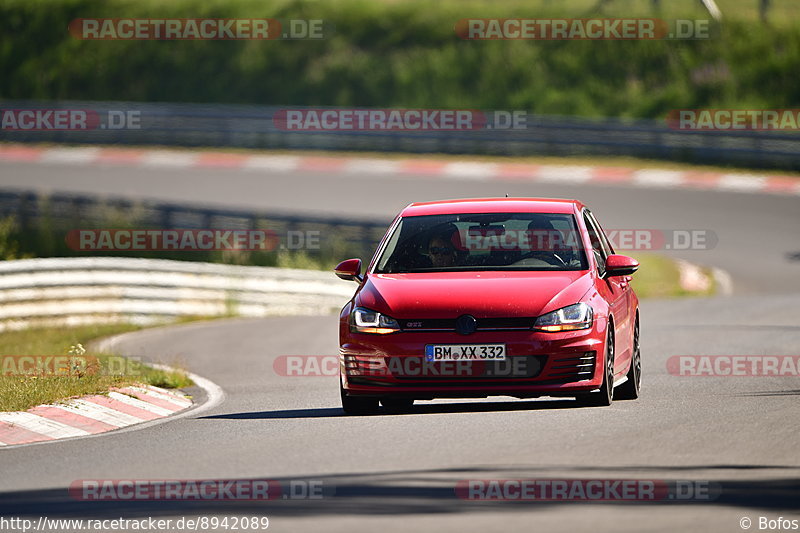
760;0;771;22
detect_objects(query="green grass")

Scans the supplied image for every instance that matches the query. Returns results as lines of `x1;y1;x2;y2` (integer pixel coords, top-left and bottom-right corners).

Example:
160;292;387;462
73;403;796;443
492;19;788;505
630;253;715;298
0;324;193;412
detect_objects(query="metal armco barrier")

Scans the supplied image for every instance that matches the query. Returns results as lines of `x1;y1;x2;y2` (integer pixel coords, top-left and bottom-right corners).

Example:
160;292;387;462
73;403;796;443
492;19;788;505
0;257;356;331
0;189;390;262
1;101;798;170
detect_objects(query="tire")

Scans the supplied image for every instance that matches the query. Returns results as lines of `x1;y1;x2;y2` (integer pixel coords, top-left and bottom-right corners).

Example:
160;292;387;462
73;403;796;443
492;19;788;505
380;398;414;412
340;383;379;415
577;327;615;407
616;315;641;401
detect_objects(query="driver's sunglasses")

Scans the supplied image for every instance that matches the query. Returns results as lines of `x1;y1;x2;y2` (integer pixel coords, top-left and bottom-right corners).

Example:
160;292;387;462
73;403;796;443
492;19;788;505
429;246;454;255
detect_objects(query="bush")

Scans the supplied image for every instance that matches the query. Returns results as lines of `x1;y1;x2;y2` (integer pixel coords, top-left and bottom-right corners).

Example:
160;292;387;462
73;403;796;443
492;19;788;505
1;0;798;118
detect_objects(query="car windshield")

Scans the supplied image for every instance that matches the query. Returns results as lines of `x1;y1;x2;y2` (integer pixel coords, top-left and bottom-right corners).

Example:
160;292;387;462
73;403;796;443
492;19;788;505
374;212;588;273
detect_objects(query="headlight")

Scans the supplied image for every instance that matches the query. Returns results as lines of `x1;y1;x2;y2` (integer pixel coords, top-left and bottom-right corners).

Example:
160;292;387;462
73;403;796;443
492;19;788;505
533;303;593;332
351;307;401;334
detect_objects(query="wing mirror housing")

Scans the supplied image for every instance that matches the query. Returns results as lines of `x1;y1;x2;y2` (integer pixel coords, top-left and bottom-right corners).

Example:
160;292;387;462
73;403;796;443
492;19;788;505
604;254;639;277
334;258;363;282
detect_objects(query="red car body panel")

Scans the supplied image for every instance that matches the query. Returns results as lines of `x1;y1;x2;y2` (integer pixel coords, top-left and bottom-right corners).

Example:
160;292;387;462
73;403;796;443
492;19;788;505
339;198;639;400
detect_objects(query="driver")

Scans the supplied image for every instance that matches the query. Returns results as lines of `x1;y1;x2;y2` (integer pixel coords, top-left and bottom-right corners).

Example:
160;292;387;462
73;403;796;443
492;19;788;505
427;232;458;268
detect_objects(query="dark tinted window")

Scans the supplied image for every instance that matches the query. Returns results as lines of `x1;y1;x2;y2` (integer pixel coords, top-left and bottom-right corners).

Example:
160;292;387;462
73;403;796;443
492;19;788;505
587;210;615;256
375;212;588;273
583;212;607;276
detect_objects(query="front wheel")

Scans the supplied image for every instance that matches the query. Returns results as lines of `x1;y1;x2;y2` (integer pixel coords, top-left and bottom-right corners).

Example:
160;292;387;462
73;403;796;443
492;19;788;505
340;383;379;415
616;316;641;401
577;327;615;407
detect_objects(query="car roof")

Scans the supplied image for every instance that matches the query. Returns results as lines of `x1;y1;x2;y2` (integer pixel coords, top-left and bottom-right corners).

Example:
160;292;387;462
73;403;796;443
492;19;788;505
400;198;584;217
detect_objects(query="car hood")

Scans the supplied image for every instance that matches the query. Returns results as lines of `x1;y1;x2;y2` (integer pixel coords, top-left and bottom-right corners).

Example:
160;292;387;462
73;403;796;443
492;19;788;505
356;270;593;319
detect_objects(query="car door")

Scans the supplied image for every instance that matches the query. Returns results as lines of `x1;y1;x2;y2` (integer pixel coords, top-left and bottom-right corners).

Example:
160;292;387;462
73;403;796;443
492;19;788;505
583;210;630;378
588;210;634;363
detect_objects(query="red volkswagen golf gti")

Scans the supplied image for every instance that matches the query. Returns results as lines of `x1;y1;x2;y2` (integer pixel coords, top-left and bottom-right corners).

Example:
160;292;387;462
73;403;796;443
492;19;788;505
335;198;641;414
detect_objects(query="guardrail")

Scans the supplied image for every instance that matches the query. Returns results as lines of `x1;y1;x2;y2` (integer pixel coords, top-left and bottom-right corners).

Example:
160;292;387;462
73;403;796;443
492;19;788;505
0;257;355;331
0;189;389;263
1;100;798;170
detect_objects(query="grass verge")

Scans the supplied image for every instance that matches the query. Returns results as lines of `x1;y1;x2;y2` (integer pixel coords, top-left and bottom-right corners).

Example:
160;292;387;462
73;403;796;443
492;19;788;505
0;323;193;412
630;253;715;299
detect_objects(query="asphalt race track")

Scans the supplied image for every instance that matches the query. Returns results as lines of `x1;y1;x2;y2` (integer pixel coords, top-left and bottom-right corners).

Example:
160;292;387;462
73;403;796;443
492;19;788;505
0;160;799;533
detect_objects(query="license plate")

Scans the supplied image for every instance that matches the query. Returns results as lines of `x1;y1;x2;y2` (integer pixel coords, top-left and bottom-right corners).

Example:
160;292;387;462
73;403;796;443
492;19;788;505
425;344;506;362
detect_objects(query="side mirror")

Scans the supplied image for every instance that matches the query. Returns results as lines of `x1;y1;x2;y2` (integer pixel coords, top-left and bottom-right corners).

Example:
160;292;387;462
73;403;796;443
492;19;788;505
334;258;363;282
605;254;639;277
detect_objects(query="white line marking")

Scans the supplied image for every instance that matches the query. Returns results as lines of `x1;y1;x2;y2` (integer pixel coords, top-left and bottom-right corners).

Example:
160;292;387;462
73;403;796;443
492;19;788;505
712;267;734;296
632;169;686;187
0;412;90;439
141;151;198;168
47;399;146;427
344;159;401;174
717;174;767;192
127;385;192;408
242;155;300;172
143;383;189;398
676;259;713;293
107;391;176;416
536;166;593;183
39;147;101;165
442;162;498;180
151;364;224;418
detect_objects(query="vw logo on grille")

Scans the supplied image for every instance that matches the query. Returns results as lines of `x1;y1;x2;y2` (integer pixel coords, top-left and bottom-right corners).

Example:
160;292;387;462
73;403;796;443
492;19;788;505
456;314;477;335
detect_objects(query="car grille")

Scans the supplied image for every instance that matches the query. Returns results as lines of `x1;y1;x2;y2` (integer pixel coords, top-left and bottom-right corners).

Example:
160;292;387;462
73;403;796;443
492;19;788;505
387;355;546;380
545;351;596;382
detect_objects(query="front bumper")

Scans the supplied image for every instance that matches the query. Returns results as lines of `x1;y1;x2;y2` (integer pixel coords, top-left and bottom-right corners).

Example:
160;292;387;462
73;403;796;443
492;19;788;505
340;322;606;399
